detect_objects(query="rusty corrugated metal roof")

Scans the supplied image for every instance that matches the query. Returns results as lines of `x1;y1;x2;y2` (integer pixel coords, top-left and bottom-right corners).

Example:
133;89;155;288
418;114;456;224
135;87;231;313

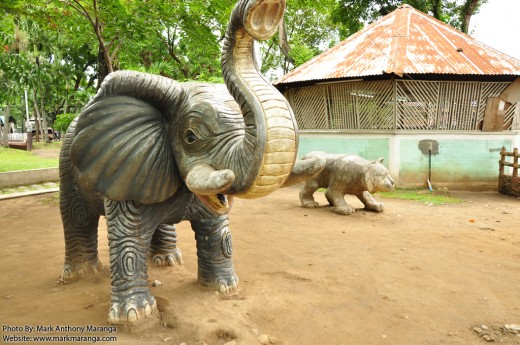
275;4;520;85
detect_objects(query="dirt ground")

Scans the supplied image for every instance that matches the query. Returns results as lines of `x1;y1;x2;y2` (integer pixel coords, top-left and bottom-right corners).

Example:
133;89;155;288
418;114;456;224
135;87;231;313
1;187;519;345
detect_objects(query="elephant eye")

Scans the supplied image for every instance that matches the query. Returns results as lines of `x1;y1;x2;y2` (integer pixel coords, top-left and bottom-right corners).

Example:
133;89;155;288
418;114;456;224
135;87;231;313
184;129;198;144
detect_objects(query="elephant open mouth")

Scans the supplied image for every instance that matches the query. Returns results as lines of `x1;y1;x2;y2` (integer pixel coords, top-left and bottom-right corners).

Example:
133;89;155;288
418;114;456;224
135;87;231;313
196;194;234;215
185;164;237;215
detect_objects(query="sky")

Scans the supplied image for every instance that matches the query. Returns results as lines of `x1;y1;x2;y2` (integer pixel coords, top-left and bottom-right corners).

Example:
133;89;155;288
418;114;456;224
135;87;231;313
469;0;520;60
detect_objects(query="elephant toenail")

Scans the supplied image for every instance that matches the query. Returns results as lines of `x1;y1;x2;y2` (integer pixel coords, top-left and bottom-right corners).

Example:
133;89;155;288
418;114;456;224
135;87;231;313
127;308;138;322
144;303;151;316
218;284;227;294
62;269;71;278
167;256;175;266
154;257;162;267
77;269;86;278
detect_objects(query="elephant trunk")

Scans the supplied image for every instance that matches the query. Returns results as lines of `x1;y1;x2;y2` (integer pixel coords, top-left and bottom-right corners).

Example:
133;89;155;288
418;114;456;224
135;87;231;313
221;0;298;198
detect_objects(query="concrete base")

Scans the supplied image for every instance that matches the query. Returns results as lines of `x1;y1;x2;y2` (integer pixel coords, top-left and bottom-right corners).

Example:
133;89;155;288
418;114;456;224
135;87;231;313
0;168;59;189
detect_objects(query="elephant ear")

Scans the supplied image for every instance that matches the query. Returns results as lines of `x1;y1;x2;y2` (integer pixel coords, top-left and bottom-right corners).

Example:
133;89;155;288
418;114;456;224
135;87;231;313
71;95;181;204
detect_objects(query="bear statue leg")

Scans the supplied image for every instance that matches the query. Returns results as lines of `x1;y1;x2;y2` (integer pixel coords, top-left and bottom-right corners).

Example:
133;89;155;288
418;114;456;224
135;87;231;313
149;224;183;267
60;187;103;281
325;189;355;215
299;180;320;208
105;199;157;325
191;216;238;293
357;191;385;212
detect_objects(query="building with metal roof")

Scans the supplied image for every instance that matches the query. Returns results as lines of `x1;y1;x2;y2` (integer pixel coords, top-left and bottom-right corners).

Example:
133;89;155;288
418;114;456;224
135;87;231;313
276;4;520;85
275;4;520;189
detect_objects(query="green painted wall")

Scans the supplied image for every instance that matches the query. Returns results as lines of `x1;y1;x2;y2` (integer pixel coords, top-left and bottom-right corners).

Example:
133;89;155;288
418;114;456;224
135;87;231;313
399;138;509;184
297;136;390;162
298;134;514;187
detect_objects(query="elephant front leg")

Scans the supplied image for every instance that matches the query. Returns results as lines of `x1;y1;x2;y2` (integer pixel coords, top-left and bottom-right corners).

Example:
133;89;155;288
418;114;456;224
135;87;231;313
105;200;157;325
191;216;238;293
357;191;385;212
325;189;355;215
149;224;183;267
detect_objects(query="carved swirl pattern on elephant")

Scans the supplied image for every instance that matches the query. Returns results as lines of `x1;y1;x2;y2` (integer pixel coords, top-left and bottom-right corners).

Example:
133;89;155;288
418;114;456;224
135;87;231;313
105;200;151;287
221;230;233;259
68;195;90;228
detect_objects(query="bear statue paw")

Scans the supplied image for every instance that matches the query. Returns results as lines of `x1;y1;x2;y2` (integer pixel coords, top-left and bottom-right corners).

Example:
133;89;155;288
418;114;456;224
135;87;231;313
151;248;183;267
201;273;239;294
366;202;384;212
302;201;320;208
61;259;103;282
109;293;157;325
333;205;355;215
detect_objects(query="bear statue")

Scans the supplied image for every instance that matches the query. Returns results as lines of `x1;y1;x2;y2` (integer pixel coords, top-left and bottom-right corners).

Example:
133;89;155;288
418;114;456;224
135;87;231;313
299;151;395;215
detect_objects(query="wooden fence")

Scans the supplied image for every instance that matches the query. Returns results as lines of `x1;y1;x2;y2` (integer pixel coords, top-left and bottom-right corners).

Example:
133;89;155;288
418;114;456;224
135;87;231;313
498;147;520;197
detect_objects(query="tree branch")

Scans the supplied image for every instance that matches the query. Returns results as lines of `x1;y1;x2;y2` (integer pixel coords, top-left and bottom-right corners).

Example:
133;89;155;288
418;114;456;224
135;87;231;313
277;17;294;65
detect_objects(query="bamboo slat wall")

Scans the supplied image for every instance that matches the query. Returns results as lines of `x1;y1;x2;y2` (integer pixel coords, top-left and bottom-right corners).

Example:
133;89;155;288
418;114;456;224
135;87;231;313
285;80;519;131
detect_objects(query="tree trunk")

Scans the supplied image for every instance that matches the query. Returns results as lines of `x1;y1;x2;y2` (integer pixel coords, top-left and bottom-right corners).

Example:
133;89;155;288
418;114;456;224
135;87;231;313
64;78;69;115
97;45;110;89
40;86;50;143
1;105;10;148
431;0;442;20
460;0;480;34
33;90;43;142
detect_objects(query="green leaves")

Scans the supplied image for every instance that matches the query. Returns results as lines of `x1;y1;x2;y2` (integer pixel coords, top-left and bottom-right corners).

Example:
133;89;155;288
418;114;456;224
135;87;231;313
54;112;77;133
330;0;486;38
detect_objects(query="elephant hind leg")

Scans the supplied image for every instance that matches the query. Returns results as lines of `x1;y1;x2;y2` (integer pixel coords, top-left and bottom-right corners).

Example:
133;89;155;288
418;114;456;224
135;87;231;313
59;120;103;282
60;191;103;281
191;216;238;294
149;224;183;267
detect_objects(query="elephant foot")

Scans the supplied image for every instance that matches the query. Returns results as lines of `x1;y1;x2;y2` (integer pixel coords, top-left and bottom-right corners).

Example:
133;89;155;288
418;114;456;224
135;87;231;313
302;200;319;208
365;202;385;212
333;205;355;215
200;273;239;294
109;292;157;325
61;259;103;282
150;248;183;267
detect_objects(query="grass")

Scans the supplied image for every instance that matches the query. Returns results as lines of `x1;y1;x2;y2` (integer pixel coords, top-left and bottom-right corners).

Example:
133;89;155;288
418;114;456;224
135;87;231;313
0;142;60;172
38;192;60;207
377;188;464;205
317;187;463;205
31;141;62;151
0;182;58;195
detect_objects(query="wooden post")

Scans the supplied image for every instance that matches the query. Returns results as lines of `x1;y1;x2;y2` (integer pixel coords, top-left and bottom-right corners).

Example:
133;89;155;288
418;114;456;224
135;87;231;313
514;147;519;177
499;146;506;176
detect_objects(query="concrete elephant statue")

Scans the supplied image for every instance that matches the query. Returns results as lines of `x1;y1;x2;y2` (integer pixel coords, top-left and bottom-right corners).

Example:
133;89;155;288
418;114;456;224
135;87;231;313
59;0;324;325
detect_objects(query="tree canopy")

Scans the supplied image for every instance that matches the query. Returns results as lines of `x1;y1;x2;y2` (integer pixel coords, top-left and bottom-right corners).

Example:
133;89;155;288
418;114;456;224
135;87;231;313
0;0;487;142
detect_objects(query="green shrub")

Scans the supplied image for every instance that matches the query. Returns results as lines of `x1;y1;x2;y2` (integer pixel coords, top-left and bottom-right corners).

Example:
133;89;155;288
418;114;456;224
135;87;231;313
54;113;77;134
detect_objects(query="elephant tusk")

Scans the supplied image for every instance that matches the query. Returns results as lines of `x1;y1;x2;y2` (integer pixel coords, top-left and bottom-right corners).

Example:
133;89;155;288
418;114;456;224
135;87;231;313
185;164;236;195
185;165;236;215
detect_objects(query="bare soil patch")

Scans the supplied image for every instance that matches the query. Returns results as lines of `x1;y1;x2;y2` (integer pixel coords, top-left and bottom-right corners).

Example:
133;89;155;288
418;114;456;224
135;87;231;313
30;142;62;159
1;188;519;345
